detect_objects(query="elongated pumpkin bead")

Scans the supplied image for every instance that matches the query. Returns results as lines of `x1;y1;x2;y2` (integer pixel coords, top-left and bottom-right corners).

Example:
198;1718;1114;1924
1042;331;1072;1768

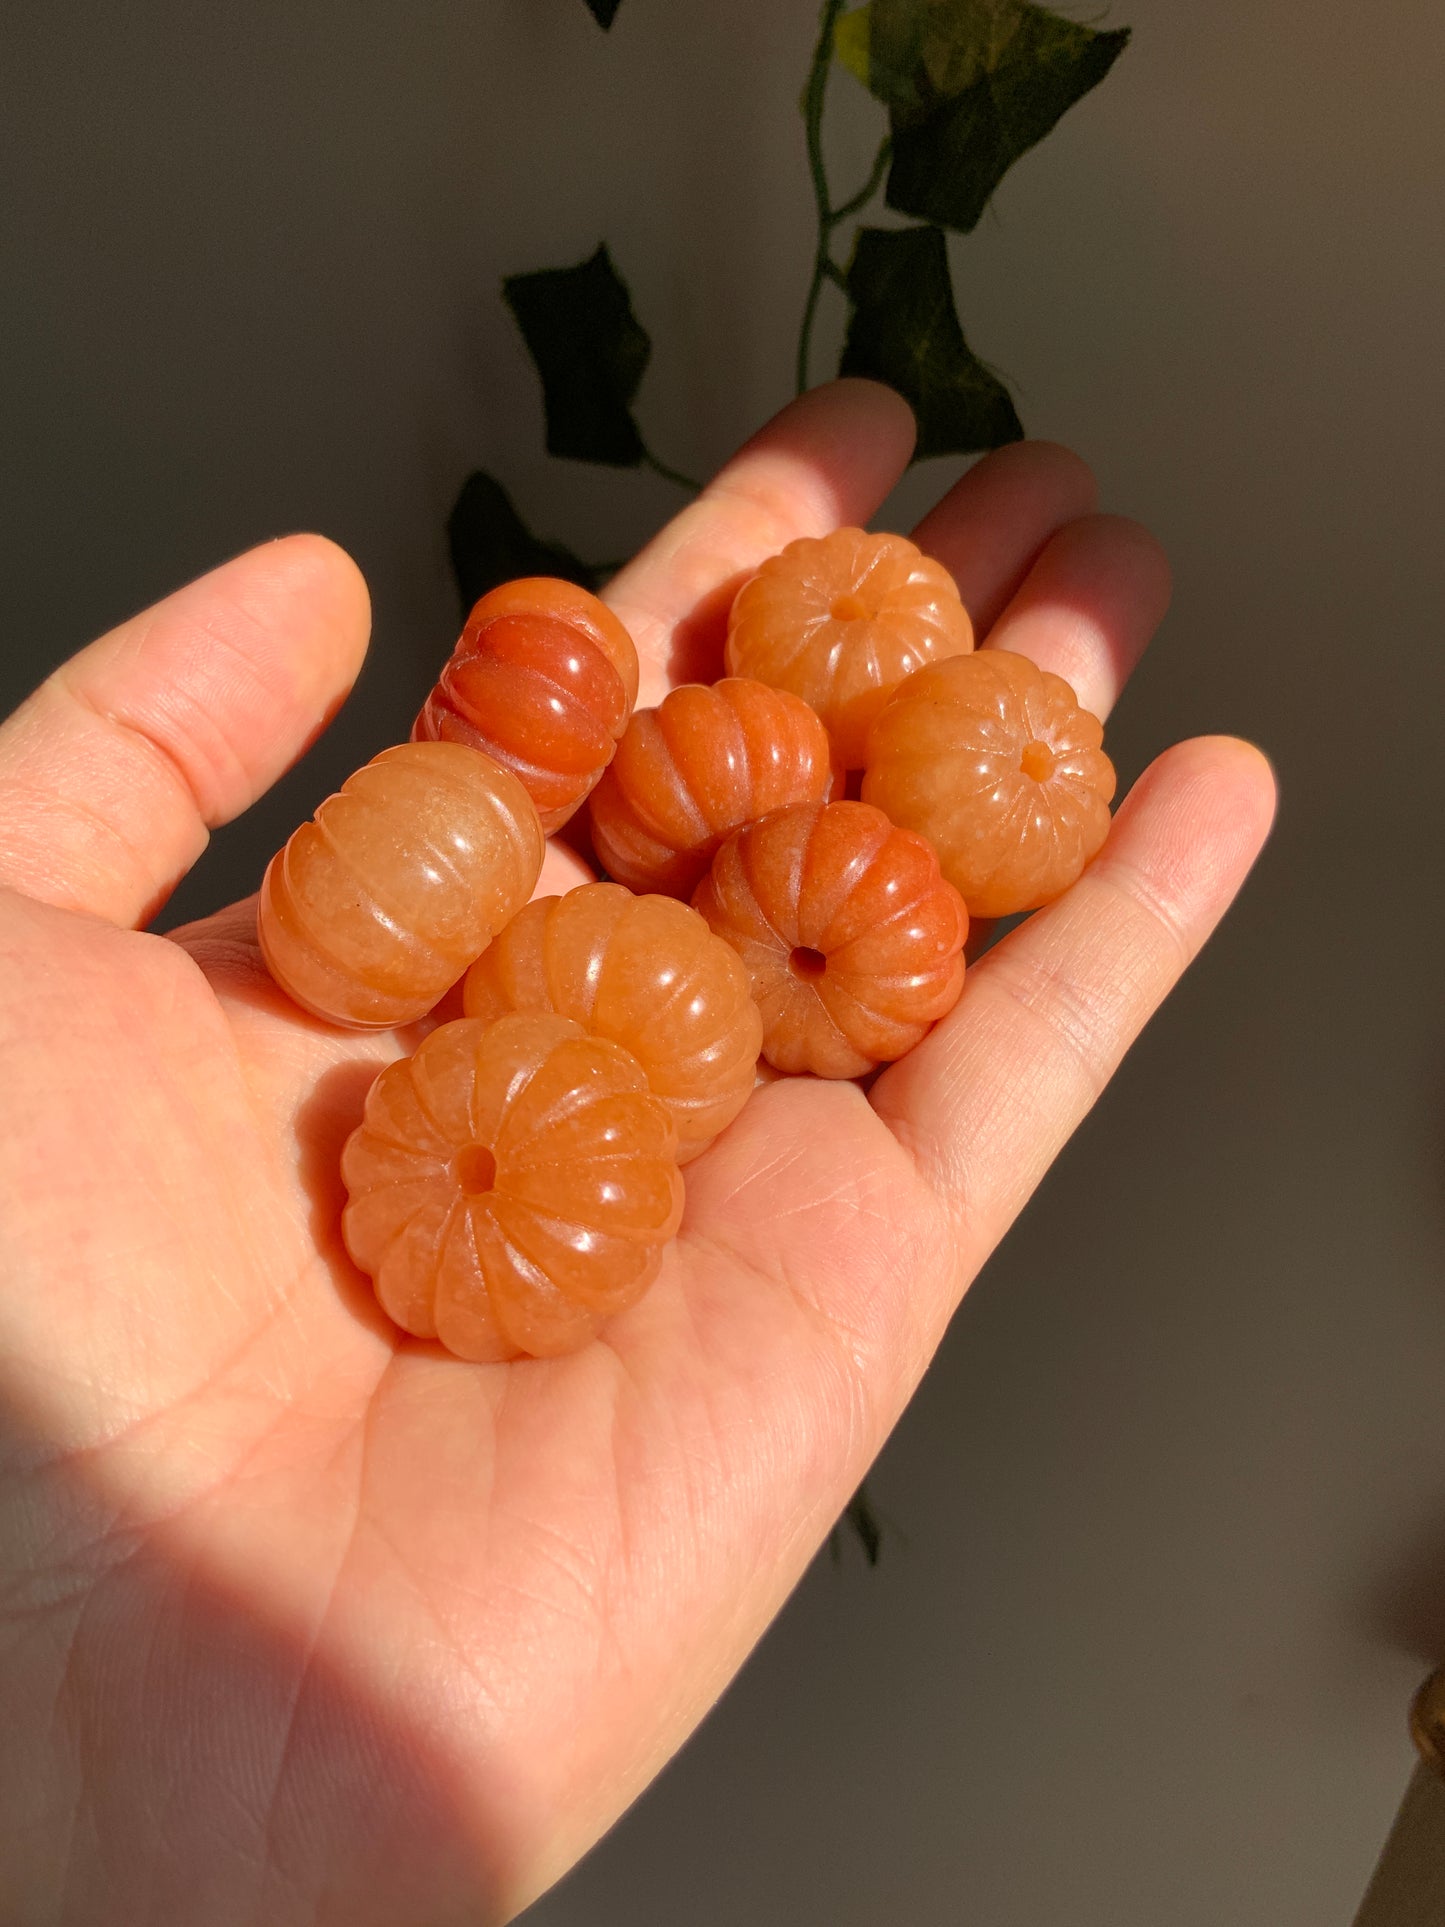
413;577;640;832
463;883;762;1163
259;741;543;1029
588;677;838;899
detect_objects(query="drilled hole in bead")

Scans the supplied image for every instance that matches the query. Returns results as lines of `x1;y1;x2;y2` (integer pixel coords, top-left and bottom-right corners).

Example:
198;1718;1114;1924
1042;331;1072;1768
829;594;869;623
790;945;828;981
454;1144;497;1195
1020;740;1056;783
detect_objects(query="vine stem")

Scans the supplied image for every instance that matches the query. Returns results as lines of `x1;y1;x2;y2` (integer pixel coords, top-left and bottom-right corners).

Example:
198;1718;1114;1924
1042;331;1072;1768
797;0;847;397
833;133;891;225
796;0;891;396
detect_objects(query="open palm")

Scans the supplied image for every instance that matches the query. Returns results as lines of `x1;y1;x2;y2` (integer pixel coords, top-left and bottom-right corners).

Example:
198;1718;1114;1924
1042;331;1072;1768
0;382;1274;1926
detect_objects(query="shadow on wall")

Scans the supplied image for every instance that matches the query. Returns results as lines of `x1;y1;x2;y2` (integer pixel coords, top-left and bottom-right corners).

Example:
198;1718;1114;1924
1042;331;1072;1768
1370;1507;1445;1670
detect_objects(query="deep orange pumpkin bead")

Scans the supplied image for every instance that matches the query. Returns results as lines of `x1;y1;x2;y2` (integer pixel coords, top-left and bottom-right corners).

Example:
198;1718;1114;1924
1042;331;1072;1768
691;800;967;1079
258;741;543;1029
341;1013;683;1360
588;677;838;899
413;577;640;832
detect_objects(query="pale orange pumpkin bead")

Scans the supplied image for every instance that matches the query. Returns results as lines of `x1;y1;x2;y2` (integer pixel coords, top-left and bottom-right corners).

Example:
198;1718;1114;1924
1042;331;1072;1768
692;800;967;1079
259;741;543;1029
724;527;973;768
413;577;640;832
588;677;838;898
463;883;761;1162
341;1013;683;1360
862;650;1116;918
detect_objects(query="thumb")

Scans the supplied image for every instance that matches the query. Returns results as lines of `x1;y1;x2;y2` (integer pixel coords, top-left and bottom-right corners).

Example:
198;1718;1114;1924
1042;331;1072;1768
0;534;370;928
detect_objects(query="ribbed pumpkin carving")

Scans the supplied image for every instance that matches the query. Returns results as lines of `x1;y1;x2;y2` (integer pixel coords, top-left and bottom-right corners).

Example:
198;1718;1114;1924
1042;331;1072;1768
413;577;639;832
724;528;973;768
463;883;762;1162
259;741;543;1029
862;651;1115;918
692;800;967;1079
341;1013;683;1359
589;677;837;898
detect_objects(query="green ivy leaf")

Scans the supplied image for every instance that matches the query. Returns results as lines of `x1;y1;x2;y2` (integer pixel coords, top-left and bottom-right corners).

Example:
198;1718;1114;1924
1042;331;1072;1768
839;224;1022;457
581;0;622;27
852;0;1129;233
503;244;650;466
833;7;872;87
833;2;921;107
447;470;601;616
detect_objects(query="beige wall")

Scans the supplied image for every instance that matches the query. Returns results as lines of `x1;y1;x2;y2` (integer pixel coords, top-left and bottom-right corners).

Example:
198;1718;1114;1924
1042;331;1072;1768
5;0;1445;1919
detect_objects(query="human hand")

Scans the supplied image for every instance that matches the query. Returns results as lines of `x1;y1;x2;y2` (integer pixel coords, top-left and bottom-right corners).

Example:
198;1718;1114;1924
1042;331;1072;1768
0;380;1274;1925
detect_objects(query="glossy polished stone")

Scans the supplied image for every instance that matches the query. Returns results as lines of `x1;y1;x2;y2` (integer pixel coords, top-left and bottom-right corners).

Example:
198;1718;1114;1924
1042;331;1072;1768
342;1013;683;1359
589;676;838;898
692;799;967;1079
862;650;1116;918
724;528;973;768
259;741;544;1028
463;882;762;1163
413;576;639;832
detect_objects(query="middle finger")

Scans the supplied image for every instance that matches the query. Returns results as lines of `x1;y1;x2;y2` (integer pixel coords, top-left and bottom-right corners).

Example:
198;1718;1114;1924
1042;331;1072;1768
975;512;1173;721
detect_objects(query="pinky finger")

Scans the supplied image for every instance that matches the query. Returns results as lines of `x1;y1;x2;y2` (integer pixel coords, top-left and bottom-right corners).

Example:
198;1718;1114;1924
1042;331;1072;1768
871;737;1277;1265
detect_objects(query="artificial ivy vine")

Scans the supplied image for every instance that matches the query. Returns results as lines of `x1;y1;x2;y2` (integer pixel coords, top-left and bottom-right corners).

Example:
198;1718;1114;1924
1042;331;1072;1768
450;0;1127;609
